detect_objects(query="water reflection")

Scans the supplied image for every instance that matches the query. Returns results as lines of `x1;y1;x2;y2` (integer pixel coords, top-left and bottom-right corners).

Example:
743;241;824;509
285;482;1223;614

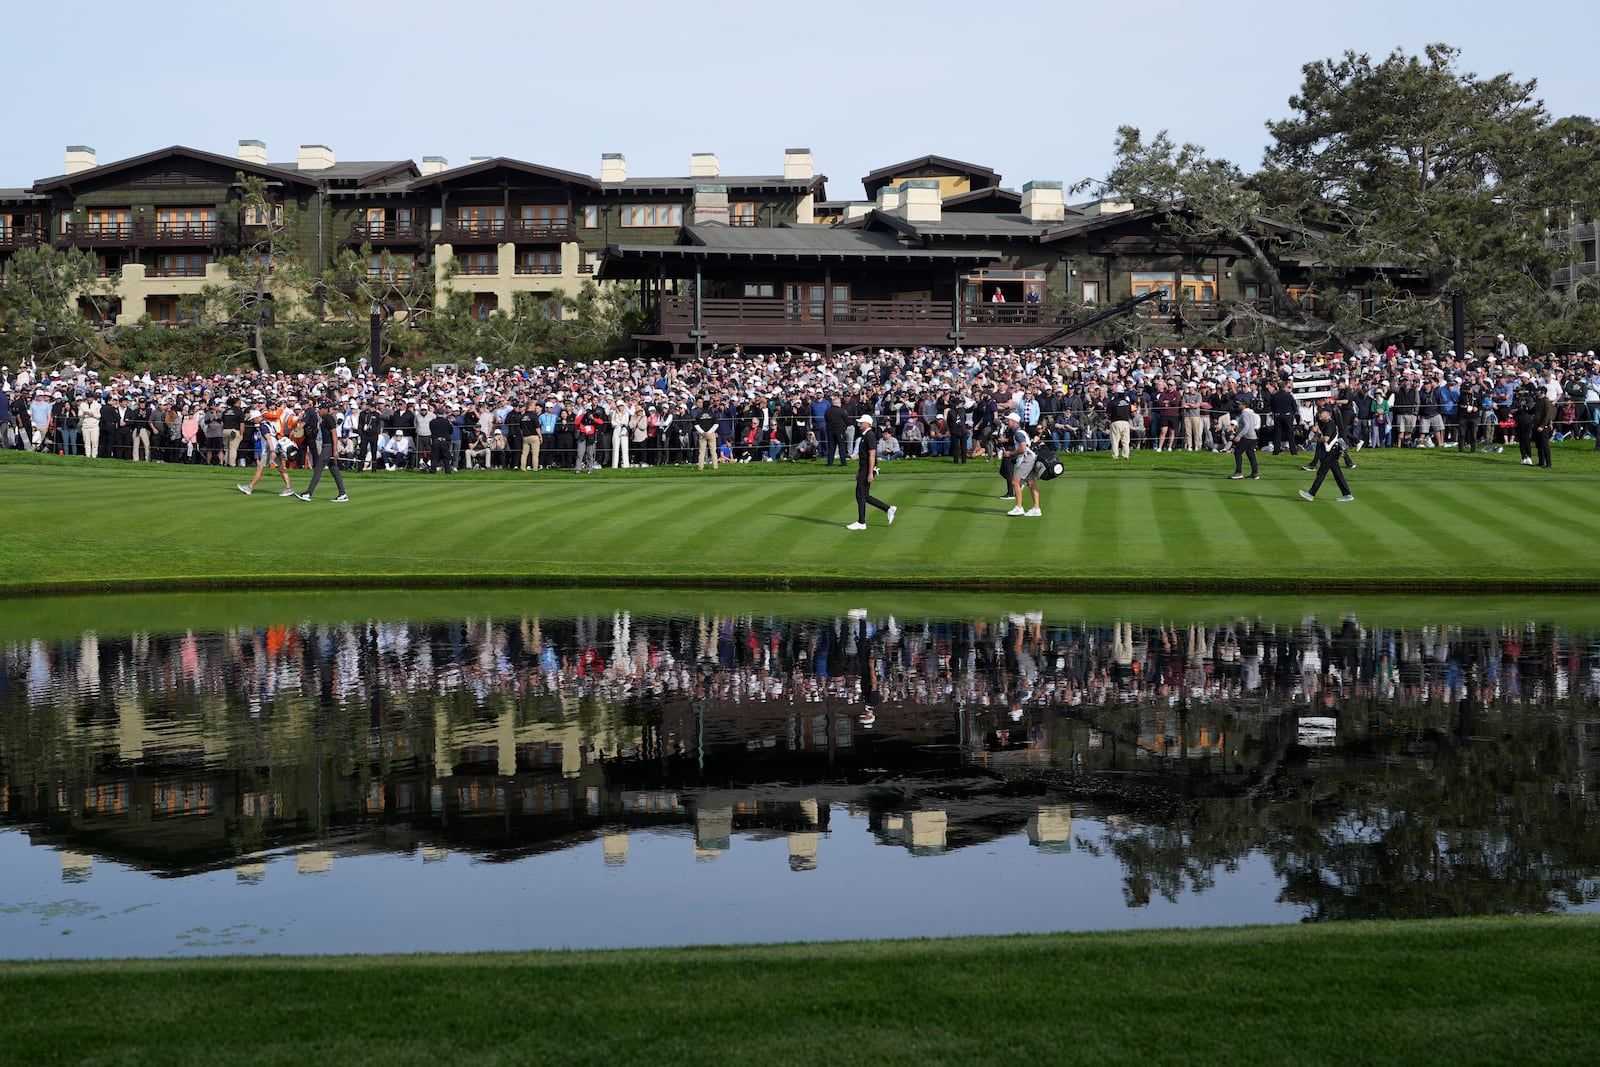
2;607;1599;956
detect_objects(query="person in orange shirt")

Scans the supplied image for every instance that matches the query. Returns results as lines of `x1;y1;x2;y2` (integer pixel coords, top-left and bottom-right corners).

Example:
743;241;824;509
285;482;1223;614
237;409;296;496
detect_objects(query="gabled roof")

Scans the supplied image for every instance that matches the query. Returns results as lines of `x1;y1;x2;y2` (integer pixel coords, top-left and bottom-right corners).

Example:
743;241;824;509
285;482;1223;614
943;186;1023;212
862;155;1001;198
34;145;319;192
408;157;599;191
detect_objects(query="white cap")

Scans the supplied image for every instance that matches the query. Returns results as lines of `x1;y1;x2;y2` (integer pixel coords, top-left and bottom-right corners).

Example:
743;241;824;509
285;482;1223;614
856;414;873;426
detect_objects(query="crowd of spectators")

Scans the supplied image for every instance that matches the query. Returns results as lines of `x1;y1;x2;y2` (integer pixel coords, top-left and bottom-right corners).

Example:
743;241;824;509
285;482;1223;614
3;336;1598;472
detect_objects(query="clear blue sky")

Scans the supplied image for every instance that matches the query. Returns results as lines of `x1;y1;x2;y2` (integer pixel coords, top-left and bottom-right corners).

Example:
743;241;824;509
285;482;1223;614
11;0;1595;198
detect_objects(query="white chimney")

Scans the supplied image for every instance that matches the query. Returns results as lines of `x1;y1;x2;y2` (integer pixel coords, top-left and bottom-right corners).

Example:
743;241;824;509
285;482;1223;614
844;203;872;221
784;148;813;181
875;185;902;213
420;156;448;176
64;146;97;174
899;180;941;224
297;144;335;171
1021;180;1065;223
600;153;627;183
690;152;720;178
469;156;490;165
237;139;268;165
692;184;729;226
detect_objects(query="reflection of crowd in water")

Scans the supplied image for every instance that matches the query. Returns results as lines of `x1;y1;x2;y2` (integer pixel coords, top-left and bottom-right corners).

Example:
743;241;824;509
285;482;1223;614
5;612;1598;717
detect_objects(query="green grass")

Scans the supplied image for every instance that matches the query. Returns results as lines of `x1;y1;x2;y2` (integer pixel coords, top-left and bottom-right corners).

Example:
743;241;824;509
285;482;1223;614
2;443;1596;595
1;918;1596;1066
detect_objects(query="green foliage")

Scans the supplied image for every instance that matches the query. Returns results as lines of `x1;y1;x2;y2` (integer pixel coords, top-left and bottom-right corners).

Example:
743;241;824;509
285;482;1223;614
0;245;115;365
207;173;316;372
1096;43;1600;353
322;245;436;370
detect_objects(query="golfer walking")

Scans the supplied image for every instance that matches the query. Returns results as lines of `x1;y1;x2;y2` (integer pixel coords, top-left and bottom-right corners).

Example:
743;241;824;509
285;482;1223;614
1002;412;1041;516
846;413;896;530
1298;408;1354;503
296;397;350;502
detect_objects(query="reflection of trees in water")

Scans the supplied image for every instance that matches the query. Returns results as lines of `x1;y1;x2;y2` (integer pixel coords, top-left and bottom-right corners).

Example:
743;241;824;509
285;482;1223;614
2;613;1598;919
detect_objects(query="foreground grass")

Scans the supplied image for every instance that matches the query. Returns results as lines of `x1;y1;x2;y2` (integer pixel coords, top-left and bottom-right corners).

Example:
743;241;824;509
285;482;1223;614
3;443;1597;595
2;917;1596;1066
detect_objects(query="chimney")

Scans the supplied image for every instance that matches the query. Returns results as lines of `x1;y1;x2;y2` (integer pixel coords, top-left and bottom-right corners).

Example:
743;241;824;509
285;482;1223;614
692;185;729;226
237;139;268;165
690;152;720;178
420;156;448;176
469;156;491;165
64;146;97;174
898;180;941;224
600;153;627;183
1021;180;1065;223
875;185;902;213
297;144;335;171
843;203;872;221
784;148;813;181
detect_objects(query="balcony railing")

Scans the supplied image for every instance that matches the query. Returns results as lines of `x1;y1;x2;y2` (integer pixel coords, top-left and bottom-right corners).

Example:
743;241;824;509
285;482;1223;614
349;220;426;244
0;226;43;250
509;219;574;243
514;263;562;275
457;263;499;276
56;220;220;248
149;264;212;278
440;219;508;243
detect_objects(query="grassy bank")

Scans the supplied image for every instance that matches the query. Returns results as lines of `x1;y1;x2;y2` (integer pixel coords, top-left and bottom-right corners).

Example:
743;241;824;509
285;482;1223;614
3;442;1596;596
2;917;1596;1066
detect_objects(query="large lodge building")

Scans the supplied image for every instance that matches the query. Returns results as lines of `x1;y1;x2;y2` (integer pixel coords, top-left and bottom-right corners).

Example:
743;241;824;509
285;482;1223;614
0;142;1404;355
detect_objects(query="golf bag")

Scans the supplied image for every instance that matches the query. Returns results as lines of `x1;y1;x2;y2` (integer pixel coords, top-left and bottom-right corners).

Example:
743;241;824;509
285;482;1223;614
1034;445;1064;480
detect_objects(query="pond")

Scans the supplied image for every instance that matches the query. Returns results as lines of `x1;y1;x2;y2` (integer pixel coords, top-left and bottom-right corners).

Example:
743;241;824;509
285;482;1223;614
3;594;1599;958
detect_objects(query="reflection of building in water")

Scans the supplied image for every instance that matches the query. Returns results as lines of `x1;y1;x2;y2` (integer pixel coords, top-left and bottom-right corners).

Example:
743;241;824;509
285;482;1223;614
2;611;1598;897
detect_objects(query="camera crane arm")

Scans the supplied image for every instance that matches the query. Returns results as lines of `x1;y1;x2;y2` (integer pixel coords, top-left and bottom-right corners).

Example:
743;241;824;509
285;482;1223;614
1028;289;1166;349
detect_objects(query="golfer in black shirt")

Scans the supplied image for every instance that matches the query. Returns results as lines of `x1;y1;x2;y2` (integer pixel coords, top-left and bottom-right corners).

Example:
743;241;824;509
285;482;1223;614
846;413;896;530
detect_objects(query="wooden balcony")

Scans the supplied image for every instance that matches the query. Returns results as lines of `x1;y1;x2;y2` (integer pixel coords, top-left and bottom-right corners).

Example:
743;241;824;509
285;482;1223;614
56;220;220;248
647;296;1050;349
457;263;499;276
513;263;562;275
0;226;43;250
149;264;212;278
509;219;574;243
348;220;426;245
440;220;508;244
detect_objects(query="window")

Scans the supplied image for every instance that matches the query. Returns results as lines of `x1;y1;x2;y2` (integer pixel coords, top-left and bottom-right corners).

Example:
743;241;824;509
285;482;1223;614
95;254;120;278
472;293;498;321
1180;272;1216;305
454;206;504;236
458;252;496;276
1242;283;1262;305
518;251;560;275
1081;280;1101;305
148;297;190;325
242;253;276;273
156;207;216;237
580;250;600;274
618;203;682;228
729;202;757;226
1130;271;1174;299
583;205;600;228
784;283;848;323
368;253;415;280
430;207;443;232
86;209;129;235
155;253;213;277
244;203;283;226
521;205;569;226
1286;286;1317;311
743;283;776;298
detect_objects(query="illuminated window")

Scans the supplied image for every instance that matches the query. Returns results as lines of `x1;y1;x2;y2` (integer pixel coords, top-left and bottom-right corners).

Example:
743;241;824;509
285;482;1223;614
244;203;283;226
729;202;757;226
518;250;560;275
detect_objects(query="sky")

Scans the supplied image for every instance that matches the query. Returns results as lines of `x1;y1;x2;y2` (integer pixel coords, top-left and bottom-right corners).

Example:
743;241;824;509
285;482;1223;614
8;0;1595;200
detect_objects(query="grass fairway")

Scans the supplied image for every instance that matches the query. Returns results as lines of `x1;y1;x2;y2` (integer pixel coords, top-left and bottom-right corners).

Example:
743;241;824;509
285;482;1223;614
1;918;1596;1066
2;442;1595;595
